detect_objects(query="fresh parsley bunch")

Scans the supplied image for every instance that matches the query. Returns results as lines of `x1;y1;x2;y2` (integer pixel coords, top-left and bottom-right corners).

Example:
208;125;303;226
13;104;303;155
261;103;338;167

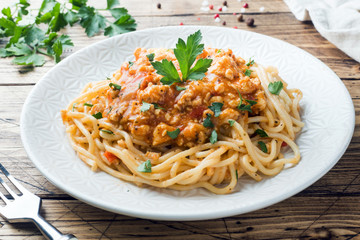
151;30;213;85
0;0;136;67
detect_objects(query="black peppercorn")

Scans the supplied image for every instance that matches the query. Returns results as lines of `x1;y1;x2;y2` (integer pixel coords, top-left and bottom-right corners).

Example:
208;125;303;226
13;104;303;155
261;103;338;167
223;1;228;6
157;3;161;9
246;18;255;26
222;21;226;26
237;14;244;22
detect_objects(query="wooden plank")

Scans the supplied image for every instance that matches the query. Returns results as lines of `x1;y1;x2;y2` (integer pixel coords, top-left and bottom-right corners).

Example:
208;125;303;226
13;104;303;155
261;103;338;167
0;196;359;239
1;13;359;85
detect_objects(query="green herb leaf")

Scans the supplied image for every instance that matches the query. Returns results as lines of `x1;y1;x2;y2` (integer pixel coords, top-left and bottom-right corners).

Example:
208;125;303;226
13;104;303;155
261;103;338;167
104;8;136;37
208;102;223;117
72;103;77;111
69;0;87;10
78;6;107;37
92;112;103;119
268;81;283;95
138;79;143;89
203;113;214;128
187;58;213;80
258;141;268;153
109;83;121;90
245;99;257;106
246;58;255;67
64;10;79;26
84;103;93;107
244;69;252;77
52;38;62;63
24;26;45;47
140;101;151;112
48;3;67;32
167;128;180;139
146;53;155;62
137;159;152;173
238;104;252;112
151;59;181;85
255;129;268;137
107;0;120;9
210;130;217;144
13;53;45;66
235;169;238;179
152;103;164;110
175;86;187;91
228;119;235;126
100;129;114;134
128;61;134;67
237;90;256;112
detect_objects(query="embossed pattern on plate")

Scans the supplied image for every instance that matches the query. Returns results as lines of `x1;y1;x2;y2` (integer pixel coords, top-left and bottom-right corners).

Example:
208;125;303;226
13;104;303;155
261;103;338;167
21;26;355;220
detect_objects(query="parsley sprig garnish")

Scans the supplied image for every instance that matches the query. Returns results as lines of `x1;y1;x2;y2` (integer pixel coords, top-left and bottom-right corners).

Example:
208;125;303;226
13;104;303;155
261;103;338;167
268;81;283;95
151;30;213;85
0;0;136;67
237;90;257;113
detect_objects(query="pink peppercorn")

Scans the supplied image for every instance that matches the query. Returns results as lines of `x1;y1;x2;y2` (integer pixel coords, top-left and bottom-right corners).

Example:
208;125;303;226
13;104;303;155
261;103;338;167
180;22;184;25
233;12;237;15
243;3;248;8
233;26;238;29
219;7;222;11
214;13;220;18
209;4;214;10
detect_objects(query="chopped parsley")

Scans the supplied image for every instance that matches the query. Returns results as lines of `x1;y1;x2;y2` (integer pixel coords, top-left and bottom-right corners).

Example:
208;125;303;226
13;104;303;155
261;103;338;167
92;112;103;119
137;160;152;173
109;83;121;90
176;86;187;91
208;102;223;117
140;101;152;112
138;79;143;89
84;103;93;107
151;30;213;85
246;58;255;67
129;61;134;67
152;103;164;110
244;69;252;77
268;81;283;95
167;128;180;139
100;129;114;135
228;119;235;126
203;113;214;128
217;49;222;53
107;106;113;114
258;141;268;153
255;129;268;137
146;53;155;61
237;90;257;113
72;103;77;111
236;170;239;179
210;130;218;144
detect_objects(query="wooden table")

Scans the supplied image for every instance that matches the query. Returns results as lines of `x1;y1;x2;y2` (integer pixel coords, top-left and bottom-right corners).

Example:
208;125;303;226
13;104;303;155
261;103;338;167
1;0;359;239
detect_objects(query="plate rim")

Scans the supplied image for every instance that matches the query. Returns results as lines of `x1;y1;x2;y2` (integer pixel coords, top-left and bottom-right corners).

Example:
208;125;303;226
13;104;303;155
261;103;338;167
20;25;355;221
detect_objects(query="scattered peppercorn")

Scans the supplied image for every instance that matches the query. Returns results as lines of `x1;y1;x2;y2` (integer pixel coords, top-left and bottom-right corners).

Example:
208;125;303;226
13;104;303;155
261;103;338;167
223;1;228;6
233;12;237;15
243;3;249;8
209;4;214;10
222;21;226;25
219;7;222;11
246;18;255;26
180;22;184;25
157;3;161;9
237;14;244;22
214;13;220;19
233;26;238;29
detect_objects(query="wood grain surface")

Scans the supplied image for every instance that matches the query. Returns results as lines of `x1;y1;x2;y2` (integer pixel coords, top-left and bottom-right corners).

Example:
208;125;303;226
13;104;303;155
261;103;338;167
0;0;359;239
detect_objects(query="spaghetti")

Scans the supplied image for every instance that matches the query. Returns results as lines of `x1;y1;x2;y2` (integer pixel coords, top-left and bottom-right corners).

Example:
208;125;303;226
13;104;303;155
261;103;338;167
61;46;303;195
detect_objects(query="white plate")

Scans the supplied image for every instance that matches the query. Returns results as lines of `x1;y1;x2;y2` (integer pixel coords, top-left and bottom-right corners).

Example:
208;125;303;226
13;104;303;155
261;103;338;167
21;26;355;221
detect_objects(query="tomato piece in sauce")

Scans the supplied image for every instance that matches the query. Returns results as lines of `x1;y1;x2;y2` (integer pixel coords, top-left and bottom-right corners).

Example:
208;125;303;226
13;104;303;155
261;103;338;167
189;106;207;119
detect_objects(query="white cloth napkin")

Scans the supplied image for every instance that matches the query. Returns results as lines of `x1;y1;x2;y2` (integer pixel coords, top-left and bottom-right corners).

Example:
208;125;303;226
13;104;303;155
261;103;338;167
283;0;360;62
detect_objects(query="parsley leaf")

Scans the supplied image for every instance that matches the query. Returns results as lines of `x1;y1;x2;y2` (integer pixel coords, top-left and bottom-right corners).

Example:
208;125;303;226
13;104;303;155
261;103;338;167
246;99;257;106
152;30;212;84
203;113;214;128
258;141;268;153
167;128;180;139
84;103;93;107
151;59;180;85
146;53;155;62
228;119;235;126
78;6;107;37
210;130;218;144
13;53;45;66
152;103;164;110
104;8;137;37
52;38;62;63
100;129;114;134
92;112;103;119
128;61;134;67
244;69;252;77
140;101;151;112
137;160;152;173
107;0;120;9
255;129;268;137
268;81;283;95
176;86;187;91
246;58;255;66
237;90;256;113
208;102;223;117
109;83;121;90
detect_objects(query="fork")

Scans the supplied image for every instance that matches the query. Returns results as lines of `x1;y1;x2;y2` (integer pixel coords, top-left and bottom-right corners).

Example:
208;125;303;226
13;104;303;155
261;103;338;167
0;163;77;240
